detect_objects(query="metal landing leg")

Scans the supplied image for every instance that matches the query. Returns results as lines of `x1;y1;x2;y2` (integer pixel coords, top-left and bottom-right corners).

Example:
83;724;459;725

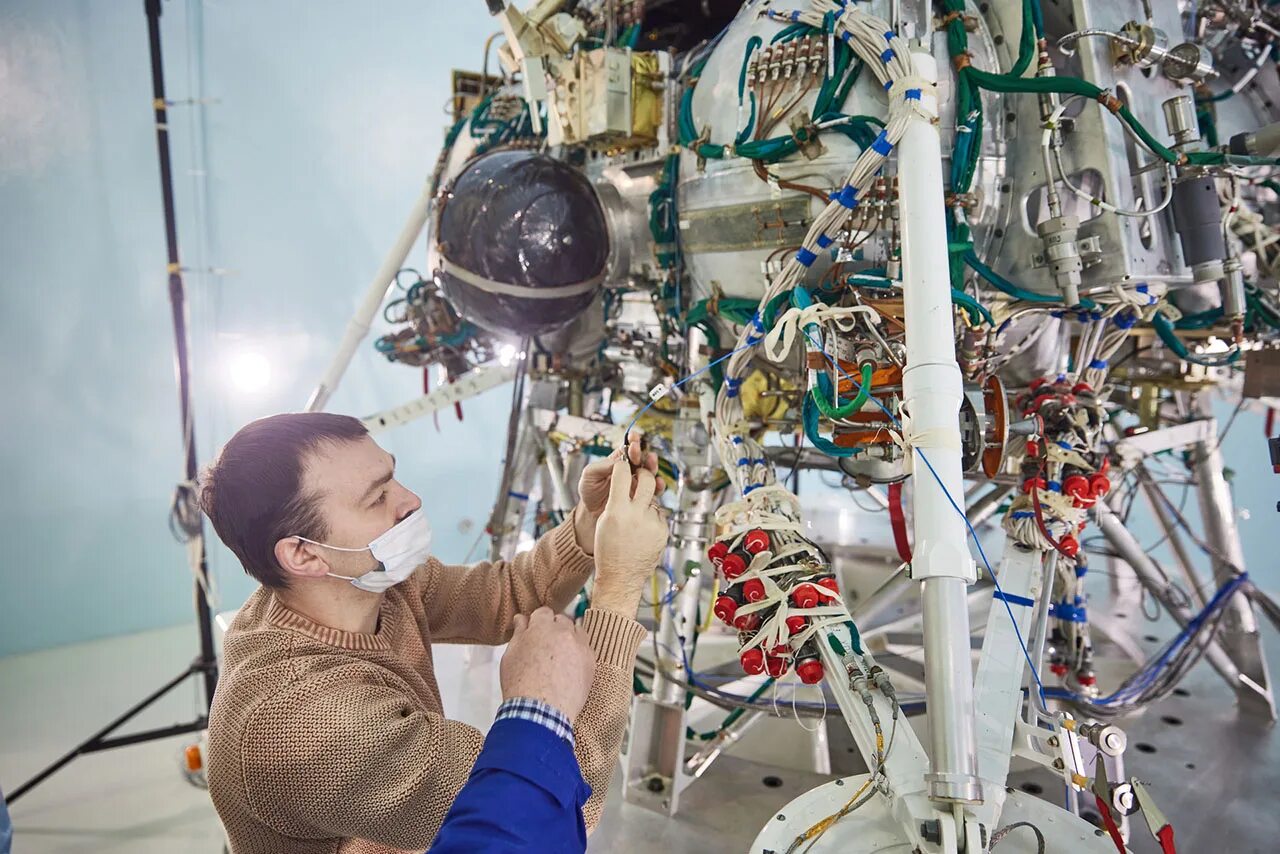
1190;403;1276;719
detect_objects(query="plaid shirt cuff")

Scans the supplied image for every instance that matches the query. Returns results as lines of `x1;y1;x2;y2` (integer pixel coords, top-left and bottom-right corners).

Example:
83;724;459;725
495;697;575;748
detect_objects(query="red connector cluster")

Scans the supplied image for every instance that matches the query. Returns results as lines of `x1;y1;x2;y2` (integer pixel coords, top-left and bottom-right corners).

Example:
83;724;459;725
707;528;829;684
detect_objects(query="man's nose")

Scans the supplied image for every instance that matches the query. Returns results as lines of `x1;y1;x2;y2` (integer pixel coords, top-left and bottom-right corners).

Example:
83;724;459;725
398;488;423;521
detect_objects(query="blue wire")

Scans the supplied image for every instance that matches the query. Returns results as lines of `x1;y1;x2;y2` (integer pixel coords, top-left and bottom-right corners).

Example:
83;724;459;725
623;339;758;442
1080;573;1248;705
797;326;1049;703
640;301;1048;707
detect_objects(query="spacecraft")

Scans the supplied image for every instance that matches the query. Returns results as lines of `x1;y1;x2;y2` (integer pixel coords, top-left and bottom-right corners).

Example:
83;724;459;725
305;0;1280;850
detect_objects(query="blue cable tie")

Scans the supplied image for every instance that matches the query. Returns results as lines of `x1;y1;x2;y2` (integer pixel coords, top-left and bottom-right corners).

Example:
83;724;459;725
737;457;750;466
751;312;766;332
732;436;744;445
882;30;894;41
870;131;893;156
790;10;800;21
743;483;760;494
816;234;834;249
1075;564;1088;578
883;79;893;91
841;31;853;44
1050;310;1064;319
1088;358;1107;370
1076;310;1091;321
904;88;921;100
796;247;818;267
746;332;763;345
1136;283;1149;293
1047;480;1062;492
508;490;530;501
1049;602;1087;623
1056;440;1071;450
880;48;895;63
830;185;859;210
1011;511;1035;520
994;590;1036;608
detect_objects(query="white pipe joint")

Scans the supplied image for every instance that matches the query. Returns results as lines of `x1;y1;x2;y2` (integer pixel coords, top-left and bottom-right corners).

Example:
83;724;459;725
902;365;977;584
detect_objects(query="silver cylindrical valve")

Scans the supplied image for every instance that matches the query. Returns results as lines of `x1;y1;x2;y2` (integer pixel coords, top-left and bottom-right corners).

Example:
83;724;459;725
1162;95;1200;148
1222;256;1247;319
1037;215;1085;306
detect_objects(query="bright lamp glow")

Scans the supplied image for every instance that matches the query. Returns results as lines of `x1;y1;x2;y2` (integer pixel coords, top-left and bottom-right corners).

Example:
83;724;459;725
498;344;517;367
226;349;272;394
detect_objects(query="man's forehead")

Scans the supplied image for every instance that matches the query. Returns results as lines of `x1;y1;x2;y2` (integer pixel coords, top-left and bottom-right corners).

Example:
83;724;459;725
301;437;391;497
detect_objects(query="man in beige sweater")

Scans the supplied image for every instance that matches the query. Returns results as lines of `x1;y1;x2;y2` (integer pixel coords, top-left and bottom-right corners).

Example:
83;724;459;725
199;412;667;853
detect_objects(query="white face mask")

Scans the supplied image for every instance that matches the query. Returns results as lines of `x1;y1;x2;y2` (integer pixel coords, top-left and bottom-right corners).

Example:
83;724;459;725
294;510;433;593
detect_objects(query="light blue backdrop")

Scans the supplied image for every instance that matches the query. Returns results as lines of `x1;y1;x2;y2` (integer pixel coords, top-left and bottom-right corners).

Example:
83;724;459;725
0;0;505;656
0;1;1274;657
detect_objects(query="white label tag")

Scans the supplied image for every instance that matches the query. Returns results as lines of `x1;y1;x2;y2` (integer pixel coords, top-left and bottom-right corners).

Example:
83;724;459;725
648;384;669;401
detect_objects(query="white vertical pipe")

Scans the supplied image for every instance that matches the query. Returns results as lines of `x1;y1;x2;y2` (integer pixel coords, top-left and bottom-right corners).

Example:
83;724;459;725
896;46;982;805
305;179;434;412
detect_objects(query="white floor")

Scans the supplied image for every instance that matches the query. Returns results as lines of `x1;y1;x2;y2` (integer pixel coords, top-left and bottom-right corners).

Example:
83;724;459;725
4;594;1280;853
0;623;514;853
1;624;229;853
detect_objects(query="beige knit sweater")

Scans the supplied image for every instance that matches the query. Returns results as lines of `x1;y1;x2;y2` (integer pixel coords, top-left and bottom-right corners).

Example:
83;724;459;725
207;514;646;854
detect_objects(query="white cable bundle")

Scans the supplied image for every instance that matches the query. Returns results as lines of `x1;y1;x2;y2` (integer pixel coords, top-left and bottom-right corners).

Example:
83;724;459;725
713;2;931;497
1001;488;1088;551
713;485;851;657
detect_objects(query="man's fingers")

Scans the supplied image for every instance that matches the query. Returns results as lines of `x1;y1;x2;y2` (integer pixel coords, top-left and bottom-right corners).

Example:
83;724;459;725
512;613;529;634
529;606;555;626
607;456;632;504
627;436;643;466
645;451;659;473
552;612;574;627
632;468;657;507
653;473;667;497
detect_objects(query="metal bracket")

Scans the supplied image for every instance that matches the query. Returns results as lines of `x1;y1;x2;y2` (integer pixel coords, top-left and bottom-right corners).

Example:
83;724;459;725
360;364;516;434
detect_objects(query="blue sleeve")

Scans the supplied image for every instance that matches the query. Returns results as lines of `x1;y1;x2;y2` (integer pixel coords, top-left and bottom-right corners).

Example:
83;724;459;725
427;717;591;854
0;787;12;854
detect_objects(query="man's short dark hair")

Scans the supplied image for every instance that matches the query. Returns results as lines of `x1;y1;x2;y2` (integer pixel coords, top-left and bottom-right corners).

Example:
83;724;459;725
200;412;369;588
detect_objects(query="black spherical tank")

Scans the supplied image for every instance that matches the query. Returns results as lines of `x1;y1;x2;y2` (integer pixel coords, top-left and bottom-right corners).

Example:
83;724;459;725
433;150;608;337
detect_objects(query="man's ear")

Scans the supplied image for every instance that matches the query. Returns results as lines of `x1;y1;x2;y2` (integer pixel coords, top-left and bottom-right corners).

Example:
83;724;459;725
274;537;332;581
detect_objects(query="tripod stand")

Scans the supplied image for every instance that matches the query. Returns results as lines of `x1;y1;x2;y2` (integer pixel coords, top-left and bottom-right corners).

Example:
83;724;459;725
7;0;219;805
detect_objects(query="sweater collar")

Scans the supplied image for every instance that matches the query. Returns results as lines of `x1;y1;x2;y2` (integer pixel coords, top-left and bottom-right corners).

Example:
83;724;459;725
266;595;394;652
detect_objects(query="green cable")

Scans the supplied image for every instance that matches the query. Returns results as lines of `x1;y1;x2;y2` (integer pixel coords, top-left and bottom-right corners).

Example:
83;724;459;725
964;69;1181;165
1151;311;1241;367
951;288;995;326
809;362;873;420
686;677;775;741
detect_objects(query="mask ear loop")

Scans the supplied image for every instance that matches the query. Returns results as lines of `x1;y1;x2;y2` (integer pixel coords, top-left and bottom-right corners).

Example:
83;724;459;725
292;536;370;553
291;536;384;580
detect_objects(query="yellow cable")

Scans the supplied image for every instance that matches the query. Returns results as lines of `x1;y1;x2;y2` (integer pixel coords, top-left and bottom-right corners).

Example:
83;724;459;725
651;568;662;623
795;777;873;846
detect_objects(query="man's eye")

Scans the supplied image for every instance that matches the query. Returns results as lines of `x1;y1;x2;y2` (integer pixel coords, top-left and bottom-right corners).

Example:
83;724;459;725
372;491;387;506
